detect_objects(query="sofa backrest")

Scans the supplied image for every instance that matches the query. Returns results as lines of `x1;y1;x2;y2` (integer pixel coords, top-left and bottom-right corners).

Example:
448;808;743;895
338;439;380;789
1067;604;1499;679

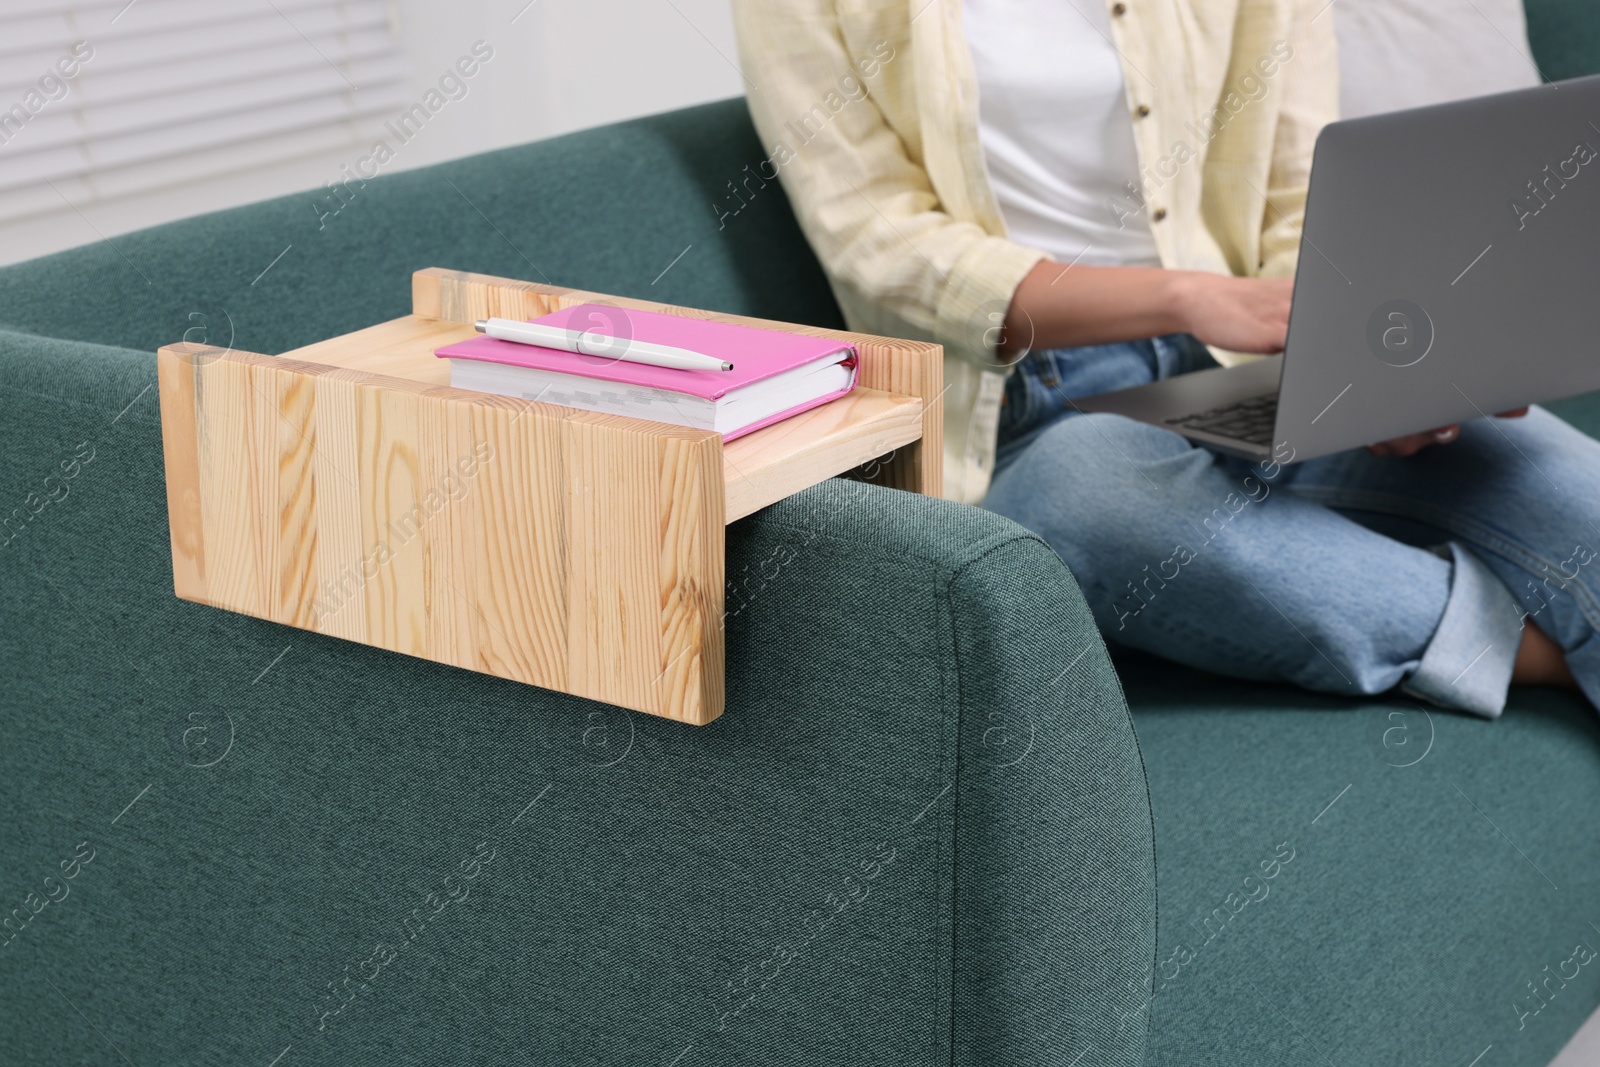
0;98;844;356
1525;0;1600;81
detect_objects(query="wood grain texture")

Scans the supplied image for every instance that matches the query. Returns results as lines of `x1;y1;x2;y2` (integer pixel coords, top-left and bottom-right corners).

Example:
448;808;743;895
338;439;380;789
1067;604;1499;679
410;267;944;497
157;345;208;599
722;389;923;521
285;316;472;383
159;272;942;726
283;315;930;522
158;342;725;724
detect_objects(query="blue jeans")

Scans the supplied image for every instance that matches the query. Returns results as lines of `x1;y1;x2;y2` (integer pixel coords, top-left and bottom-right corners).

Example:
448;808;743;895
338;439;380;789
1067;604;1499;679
983;336;1600;717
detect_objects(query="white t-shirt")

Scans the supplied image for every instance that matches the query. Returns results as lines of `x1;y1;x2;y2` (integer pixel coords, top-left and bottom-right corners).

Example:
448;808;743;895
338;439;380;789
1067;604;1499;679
963;0;1160;268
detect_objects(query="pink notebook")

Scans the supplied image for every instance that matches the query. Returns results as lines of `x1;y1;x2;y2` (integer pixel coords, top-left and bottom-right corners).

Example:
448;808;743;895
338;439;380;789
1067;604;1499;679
435;304;859;440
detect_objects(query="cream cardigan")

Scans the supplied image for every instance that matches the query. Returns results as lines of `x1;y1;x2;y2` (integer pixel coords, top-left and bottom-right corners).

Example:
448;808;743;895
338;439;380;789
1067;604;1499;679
730;0;1339;503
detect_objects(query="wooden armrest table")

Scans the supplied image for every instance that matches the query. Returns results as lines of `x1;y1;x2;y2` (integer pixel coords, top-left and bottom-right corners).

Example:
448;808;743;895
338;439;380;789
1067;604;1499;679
157;269;943;725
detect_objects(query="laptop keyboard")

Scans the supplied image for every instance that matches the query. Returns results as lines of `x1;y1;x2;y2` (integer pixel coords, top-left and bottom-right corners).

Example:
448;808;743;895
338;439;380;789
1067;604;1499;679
1164;393;1278;446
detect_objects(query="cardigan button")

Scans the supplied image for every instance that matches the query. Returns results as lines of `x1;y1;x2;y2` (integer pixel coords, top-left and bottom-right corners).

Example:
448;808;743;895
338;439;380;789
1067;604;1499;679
1152;208;1168;222
1111;2;1127;15
1135;104;1151;118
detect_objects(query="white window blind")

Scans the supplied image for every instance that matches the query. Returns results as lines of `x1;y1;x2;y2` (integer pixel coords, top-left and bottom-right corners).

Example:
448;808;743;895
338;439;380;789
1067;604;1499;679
0;0;409;225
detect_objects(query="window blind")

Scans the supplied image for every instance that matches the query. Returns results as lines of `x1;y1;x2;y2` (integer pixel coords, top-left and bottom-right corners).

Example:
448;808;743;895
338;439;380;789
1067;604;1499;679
0;0;409;225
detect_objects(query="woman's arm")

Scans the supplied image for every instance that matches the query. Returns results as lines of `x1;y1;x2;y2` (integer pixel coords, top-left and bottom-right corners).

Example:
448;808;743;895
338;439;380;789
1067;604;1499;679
1001;0;1337;359
1001;262;1294;356
729;0;1046;367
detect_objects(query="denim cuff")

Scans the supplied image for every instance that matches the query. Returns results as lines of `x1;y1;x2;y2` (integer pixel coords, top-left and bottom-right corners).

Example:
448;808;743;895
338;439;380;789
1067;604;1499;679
1402;542;1523;719
1563;630;1600;714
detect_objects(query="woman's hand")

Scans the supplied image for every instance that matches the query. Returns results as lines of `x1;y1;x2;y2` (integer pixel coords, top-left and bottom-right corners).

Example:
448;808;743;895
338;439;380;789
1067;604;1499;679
1171;273;1294;354
1163;272;1530;458
1002;264;1529;459
1367;408;1529;457
1001;263;1293;357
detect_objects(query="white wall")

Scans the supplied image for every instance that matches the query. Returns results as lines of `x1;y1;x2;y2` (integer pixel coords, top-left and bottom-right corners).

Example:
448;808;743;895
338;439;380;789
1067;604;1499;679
384;0;746;178
0;0;744;267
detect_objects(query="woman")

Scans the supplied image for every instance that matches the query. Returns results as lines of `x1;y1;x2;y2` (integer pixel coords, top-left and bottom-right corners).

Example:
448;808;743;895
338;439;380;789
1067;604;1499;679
730;0;1599;718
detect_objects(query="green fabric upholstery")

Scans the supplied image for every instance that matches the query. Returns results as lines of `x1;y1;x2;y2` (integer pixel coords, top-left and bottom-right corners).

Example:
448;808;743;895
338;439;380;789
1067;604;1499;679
0;121;1154;1066
1131;18;1600;1064
5;8;1600;1060
1130;660;1600;1067
1545;392;1600;440
0;99;843;356
1526;0;1600;81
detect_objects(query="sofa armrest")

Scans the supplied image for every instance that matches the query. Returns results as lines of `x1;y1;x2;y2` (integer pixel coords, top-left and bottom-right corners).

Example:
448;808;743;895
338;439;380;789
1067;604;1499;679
944;532;1157;1065
0;330;1155;1065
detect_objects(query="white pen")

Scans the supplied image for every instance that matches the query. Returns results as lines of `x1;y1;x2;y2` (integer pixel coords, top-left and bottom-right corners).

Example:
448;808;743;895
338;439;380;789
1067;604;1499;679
474;317;734;372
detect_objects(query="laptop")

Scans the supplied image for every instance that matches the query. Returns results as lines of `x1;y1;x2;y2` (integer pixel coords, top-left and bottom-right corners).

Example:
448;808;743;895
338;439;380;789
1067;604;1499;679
1075;73;1600;463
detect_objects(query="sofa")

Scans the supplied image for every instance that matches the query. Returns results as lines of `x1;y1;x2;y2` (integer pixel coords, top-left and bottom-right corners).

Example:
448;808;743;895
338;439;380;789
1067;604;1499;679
1;4;1597;1065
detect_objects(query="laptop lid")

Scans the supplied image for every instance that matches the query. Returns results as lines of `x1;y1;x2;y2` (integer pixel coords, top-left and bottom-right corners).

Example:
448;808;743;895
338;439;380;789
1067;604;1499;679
1275;73;1600;461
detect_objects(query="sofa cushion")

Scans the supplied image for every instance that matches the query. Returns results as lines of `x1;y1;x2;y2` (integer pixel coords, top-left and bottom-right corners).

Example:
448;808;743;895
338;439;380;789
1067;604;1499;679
1336;0;1540;120
1131;659;1600;1067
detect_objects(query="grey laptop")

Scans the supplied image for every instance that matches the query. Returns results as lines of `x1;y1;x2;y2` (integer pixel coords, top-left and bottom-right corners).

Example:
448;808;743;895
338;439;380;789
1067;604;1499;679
1076;73;1600;462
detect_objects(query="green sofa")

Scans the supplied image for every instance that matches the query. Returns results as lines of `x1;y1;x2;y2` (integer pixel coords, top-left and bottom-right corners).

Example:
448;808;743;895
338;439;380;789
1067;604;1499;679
2;6;1597;1065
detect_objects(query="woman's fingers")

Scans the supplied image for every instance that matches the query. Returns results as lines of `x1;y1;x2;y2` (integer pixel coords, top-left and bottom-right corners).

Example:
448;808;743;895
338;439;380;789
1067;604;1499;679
1366;425;1460;457
1365;409;1527;457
